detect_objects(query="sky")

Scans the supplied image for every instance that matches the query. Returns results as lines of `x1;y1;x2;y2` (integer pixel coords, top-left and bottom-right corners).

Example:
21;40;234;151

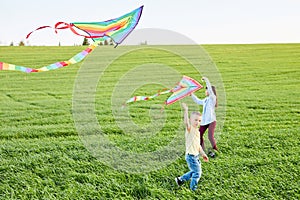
0;0;299;46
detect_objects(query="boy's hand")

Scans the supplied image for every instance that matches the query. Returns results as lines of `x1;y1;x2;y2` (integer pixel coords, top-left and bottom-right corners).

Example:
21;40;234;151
202;154;209;162
181;102;188;110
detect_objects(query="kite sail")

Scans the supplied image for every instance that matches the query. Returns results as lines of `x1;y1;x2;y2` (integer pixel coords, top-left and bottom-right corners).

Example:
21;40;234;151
165;75;203;105
0;6;143;73
26;6;144;47
126;75;203;105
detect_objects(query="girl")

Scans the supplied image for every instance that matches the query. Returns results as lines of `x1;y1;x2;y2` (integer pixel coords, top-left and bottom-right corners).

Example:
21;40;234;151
191;77;218;157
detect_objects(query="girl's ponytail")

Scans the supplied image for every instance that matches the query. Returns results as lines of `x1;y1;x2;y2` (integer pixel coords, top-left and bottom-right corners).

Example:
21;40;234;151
212;86;217;108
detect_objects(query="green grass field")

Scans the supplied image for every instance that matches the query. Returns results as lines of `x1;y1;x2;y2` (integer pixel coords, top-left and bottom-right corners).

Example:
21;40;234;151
0;44;299;199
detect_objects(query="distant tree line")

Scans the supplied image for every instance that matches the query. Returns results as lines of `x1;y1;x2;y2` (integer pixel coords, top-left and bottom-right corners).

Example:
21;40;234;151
82;38;115;46
8;41;25;46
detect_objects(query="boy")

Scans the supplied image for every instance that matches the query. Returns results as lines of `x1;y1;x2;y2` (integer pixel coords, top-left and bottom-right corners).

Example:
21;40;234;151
175;103;209;191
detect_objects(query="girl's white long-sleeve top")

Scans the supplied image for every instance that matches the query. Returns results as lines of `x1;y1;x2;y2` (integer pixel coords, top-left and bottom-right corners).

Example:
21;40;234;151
191;79;216;125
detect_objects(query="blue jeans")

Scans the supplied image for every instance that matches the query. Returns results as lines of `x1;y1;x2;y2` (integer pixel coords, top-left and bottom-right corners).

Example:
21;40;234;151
180;154;202;191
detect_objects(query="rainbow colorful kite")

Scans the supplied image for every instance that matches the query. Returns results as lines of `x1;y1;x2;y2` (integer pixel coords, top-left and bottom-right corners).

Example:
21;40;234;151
26;6;143;46
0;6;143;73
126;75;203;105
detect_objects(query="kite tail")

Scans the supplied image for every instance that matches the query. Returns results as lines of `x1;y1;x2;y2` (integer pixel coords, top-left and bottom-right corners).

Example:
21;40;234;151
26;25;53;39
26;22;101;40
0;41;99;73
25;22;71;39
125;89;172;105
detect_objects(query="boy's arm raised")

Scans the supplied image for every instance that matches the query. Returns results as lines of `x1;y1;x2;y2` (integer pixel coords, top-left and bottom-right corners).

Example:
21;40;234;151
181;103;190;129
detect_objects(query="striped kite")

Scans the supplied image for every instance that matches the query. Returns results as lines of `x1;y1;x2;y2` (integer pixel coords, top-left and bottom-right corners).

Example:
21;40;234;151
0;6;143;73
126;75;203;106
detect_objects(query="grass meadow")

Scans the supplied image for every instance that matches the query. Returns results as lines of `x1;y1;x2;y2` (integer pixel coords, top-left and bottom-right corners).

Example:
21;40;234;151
0;43;299;199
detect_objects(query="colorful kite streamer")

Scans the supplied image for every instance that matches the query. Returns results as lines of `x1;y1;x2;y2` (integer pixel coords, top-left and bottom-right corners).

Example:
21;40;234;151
0;6;143;73
126;89;172;104
0;41;98;73
126;76;203;106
